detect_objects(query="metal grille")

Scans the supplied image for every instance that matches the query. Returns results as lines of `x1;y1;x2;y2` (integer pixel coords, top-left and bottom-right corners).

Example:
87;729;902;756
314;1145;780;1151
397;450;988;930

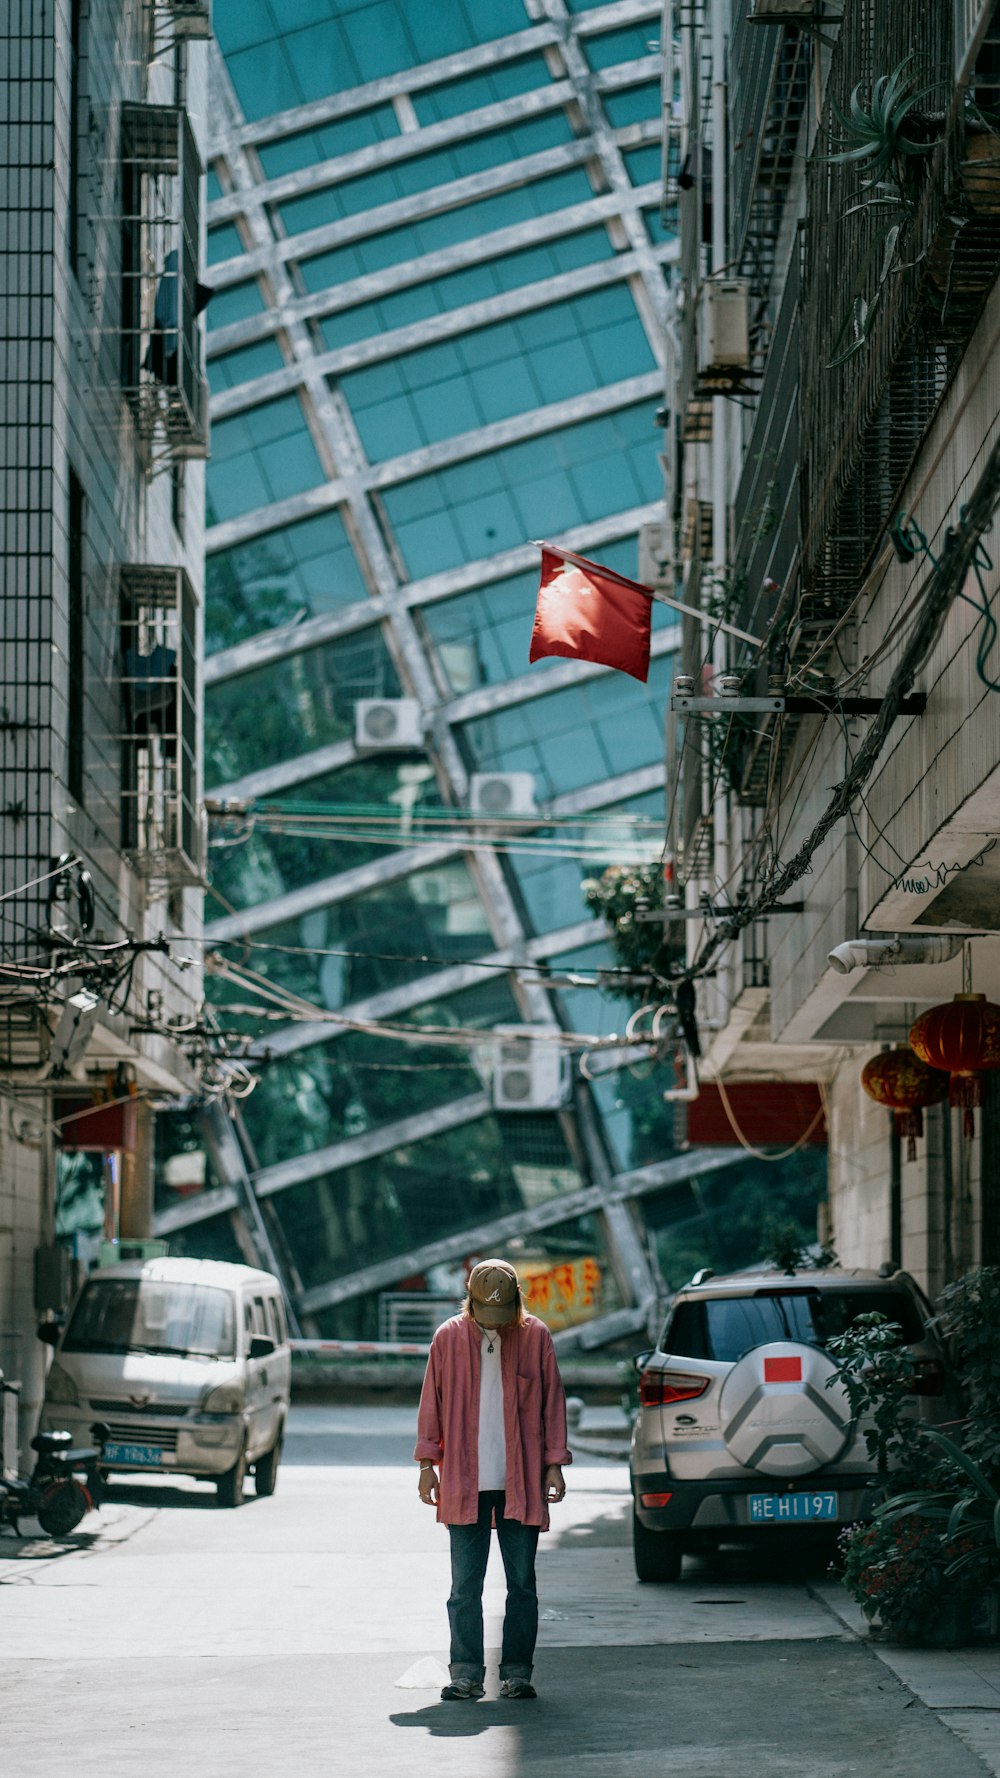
0;0;54;969
103;1421;181;1451
799;0;1000;633
120;566;201;883
120;104;208;459
377;1295;458;1343
730;13;811;295
725;245;802;803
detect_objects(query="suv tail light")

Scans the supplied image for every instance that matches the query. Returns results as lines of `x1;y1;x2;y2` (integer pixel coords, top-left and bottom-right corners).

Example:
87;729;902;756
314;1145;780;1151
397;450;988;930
908;1359;946;1397
639;1369;710;1407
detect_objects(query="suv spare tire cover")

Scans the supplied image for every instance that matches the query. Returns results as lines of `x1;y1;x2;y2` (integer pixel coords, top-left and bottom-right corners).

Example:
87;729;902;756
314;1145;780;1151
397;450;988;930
717;1341;853;1476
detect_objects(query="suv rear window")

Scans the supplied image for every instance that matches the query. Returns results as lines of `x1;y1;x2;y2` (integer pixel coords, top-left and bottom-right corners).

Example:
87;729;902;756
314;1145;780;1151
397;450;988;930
664;1288;924;1363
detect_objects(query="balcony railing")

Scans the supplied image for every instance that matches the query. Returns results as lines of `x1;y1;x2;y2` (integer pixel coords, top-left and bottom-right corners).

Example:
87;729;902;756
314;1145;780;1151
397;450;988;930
799;0;1000;630
730;10;811;293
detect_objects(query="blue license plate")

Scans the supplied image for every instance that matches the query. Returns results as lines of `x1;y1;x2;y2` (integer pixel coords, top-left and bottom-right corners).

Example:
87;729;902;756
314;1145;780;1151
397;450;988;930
748;1491;838;1523
102;1442;164;1468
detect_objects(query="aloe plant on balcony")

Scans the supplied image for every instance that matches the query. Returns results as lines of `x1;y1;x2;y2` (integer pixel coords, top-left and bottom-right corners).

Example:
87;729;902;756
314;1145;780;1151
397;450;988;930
828;58;937;198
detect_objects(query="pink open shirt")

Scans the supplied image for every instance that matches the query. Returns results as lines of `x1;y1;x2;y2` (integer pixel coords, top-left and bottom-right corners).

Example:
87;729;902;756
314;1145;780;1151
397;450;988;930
414;1312;572;1529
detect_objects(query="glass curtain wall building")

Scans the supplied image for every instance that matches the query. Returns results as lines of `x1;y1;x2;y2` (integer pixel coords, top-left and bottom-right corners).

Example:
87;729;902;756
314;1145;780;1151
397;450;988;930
156;0;716;1343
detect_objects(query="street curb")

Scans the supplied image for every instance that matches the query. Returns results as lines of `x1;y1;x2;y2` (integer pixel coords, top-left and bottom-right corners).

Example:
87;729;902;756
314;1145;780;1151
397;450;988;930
571;1433;631;1461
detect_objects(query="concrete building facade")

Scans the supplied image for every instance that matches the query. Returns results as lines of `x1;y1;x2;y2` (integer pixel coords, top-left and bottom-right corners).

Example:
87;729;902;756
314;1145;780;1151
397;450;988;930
672;0;1000;1301
0;0;210;1445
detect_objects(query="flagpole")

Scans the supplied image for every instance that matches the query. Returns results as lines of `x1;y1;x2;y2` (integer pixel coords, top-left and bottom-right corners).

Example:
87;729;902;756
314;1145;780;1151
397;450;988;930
534;542;763;649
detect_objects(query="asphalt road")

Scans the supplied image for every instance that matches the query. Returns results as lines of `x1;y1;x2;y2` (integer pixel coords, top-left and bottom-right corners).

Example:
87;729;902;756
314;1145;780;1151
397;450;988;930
1;1403;997;1778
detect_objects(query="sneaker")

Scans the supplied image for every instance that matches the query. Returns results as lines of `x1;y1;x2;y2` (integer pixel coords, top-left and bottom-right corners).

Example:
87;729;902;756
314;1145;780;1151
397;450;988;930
499;1678;537;1700
440;1679;484;1702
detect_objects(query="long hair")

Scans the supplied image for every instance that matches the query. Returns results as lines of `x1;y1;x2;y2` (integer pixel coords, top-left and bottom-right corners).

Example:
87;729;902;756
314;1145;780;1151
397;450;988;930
463;1288;525;1326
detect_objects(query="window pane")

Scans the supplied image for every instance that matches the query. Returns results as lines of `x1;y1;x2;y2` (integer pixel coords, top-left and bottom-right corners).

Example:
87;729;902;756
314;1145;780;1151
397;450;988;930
205;509;366;653
384;404;661;577
205;626;400;785
239;977;518;1166
208;755;442;908
207;394;325;523
276;1110;582;1291
208;337;285;397
211;857;491;1011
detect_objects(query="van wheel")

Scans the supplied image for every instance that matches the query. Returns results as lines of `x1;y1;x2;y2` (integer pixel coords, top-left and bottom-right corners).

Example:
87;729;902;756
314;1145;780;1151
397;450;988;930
254;1431;283;1498
217;1444;247;1508
633;1507;683;1582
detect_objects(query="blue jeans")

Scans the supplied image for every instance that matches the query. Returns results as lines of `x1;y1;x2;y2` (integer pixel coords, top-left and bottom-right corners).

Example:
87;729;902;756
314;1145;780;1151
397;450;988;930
447;1491;540;1682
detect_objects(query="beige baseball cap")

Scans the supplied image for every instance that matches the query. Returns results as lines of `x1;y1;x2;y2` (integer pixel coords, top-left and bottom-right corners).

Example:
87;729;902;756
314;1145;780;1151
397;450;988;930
468;1258;520;1325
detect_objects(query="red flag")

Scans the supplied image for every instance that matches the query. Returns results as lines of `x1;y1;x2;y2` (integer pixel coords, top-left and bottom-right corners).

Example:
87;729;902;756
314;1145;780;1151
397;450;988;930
529;547;652;683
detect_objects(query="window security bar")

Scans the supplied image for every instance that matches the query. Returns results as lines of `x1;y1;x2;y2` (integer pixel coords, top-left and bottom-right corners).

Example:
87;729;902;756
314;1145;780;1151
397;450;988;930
120;105;210;462
120;567;202;886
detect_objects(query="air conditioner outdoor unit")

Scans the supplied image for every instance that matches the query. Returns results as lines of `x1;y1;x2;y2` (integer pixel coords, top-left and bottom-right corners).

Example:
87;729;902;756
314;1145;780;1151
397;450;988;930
492;1026;572;1113
354;698;423;750
638;522;674;586
159;0;213;37
695;281;750;390
469;772;536;818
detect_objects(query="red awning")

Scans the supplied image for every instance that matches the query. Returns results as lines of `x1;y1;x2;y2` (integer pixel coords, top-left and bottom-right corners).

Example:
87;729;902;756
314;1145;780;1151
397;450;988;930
685;1082;826;1149
55;1096;138;1153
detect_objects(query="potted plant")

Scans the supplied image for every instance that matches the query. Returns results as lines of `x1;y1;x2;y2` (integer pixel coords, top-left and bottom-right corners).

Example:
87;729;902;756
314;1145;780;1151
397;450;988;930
829;1271;1000;1644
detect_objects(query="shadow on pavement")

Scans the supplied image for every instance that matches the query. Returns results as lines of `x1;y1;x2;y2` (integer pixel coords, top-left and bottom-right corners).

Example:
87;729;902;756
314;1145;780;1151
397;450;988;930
390;1703;538;1736
0;1528;103;1565
99;1480;262;1512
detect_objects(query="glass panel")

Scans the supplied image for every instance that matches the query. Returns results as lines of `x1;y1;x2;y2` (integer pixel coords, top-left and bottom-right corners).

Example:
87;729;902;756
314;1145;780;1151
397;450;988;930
315;226;616;353
297;168;596;294
278;116;572;239
205;509;366;653
208;337;285;396
205;627;400;785
622;144;662;187
462;652;673;800
257;106;399;179
310;1207;621;1339
384;404;661;578
239;977;518;1166
153;1106;221;1218
208;755;443;909
206;222;243;265
603;81;662;127
207;394;325;524
212;857;491;1012
275;1110;582;1291
667;1288;924;1363
341;286;653;461
207;278;266;330
582;24;658;70
413;53;551;125
166;1212;248;1268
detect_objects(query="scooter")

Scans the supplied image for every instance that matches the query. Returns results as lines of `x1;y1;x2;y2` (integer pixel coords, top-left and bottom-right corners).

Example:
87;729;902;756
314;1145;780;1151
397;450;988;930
0;1422;109;1537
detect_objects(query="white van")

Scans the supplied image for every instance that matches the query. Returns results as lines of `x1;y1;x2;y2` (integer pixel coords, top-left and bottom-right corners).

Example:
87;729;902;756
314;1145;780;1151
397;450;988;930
39;1257;291;1506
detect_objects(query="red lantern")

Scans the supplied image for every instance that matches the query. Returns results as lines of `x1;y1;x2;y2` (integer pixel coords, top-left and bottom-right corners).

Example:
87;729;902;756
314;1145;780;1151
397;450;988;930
909;993;1000;1139
861;1047;948;1161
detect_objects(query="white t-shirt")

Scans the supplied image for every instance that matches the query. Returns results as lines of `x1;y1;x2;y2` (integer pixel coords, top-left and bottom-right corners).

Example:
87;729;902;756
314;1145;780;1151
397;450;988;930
477;1327;507;1491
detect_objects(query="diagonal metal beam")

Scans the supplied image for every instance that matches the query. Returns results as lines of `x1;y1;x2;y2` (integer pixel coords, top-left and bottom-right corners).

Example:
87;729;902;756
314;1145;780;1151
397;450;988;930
205;506;663;684
296;1148;745;1315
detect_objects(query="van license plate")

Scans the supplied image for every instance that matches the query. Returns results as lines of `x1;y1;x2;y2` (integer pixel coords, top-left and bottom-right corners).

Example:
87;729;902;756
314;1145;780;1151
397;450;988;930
102;1442;163;1467
748;1492;838;1523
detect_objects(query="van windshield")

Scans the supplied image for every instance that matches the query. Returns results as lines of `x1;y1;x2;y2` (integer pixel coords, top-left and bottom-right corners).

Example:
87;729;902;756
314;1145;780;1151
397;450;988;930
62;1279;235;1359
665;1288;925;1363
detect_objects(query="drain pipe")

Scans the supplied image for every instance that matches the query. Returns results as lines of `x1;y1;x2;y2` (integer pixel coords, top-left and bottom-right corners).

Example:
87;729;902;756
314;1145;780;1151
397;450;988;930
827;935;966;975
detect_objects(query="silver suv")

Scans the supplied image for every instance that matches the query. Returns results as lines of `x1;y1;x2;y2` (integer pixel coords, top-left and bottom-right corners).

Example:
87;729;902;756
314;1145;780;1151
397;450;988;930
630;1265;955;1581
